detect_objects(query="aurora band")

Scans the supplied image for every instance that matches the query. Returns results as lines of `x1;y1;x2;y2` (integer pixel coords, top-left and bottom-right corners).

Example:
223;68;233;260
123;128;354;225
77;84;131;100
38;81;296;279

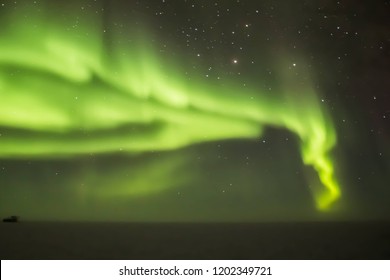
0;1;340;210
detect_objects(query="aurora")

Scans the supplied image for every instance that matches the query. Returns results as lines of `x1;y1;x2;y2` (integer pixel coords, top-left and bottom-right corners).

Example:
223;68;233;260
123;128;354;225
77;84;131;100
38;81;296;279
0;1;340;211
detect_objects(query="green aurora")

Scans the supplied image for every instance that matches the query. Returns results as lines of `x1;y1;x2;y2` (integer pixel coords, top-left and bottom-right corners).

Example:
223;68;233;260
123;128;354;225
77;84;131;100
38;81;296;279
0;1;340;211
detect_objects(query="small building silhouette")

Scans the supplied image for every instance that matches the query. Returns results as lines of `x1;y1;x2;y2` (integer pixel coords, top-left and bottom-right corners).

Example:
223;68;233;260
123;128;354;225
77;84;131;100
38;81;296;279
2;216;19;223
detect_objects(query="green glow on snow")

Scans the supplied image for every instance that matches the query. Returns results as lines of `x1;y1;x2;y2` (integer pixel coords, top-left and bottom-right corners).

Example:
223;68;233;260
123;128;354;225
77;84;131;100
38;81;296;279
0;1;340;210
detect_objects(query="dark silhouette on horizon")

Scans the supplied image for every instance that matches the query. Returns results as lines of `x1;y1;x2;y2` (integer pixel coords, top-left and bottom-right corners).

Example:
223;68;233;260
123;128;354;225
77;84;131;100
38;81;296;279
2;216;19;223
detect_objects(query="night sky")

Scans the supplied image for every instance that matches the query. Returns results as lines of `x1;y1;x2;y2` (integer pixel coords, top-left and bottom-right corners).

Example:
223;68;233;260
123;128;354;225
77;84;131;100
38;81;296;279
0;0;389;222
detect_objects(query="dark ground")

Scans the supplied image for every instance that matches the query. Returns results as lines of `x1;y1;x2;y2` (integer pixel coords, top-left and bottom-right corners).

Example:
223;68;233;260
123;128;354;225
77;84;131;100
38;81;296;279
1;221;390;260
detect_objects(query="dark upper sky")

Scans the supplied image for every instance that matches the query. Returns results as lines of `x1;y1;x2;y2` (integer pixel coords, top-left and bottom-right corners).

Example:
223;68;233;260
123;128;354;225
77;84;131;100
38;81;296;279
0;0;389;222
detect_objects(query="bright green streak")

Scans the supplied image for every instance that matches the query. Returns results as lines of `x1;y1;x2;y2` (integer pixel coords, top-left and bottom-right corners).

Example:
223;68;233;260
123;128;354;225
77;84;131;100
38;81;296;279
0;2;340;210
